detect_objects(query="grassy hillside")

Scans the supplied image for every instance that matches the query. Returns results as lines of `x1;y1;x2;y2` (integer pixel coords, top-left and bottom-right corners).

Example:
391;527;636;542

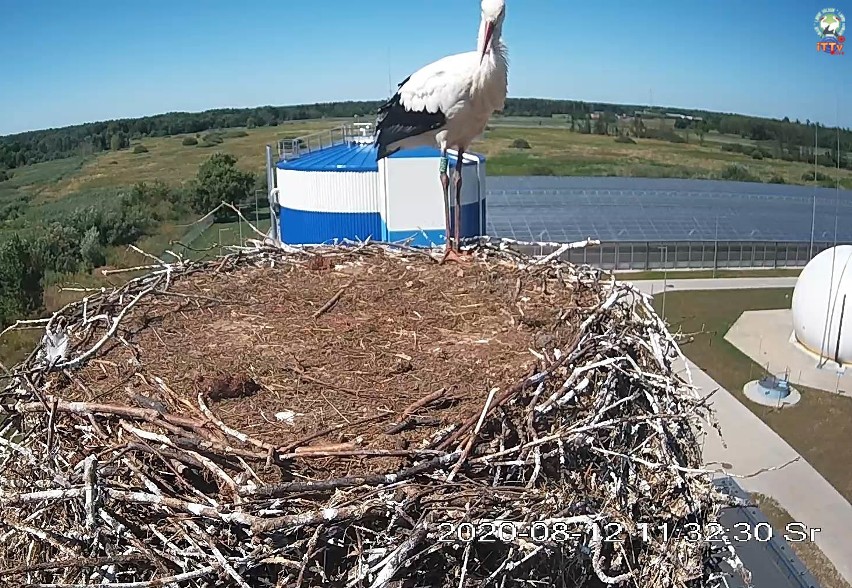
8;121;850;205
479;127;852;187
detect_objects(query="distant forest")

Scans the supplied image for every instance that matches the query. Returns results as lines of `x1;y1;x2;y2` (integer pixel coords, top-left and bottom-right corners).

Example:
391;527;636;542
1;98;851;171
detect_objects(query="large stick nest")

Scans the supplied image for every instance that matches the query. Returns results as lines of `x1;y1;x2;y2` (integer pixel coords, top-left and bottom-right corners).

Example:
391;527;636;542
0;239;748;587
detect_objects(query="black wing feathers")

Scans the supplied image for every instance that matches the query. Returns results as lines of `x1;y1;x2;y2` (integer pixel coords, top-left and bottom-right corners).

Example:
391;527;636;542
374;76;446;161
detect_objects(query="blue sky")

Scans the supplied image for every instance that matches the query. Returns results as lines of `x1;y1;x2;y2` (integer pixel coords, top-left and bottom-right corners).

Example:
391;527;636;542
0;0;850;136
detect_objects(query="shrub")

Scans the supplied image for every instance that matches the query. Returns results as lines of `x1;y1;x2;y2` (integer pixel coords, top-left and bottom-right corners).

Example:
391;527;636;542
768;174;786;184
529;165;556;176
188;153;256;218
721;143;750;154
614;135;636;144
642;128;684;143
33;223;84;274
510;138;531;149
0;234;44;327
751;151;763;160
224;130;249;139
79;226;106;270
718;163;759;182
202;132;223;145
0;199;26;222
802;171;832;182
182;137;198;146
132;145;149;154
0;170;10;182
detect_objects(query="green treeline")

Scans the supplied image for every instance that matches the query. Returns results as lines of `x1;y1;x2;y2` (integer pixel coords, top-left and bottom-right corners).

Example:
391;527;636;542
2;99;850;171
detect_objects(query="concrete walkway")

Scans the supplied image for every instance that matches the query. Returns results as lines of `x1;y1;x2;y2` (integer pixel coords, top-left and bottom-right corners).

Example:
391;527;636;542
622;275;852;581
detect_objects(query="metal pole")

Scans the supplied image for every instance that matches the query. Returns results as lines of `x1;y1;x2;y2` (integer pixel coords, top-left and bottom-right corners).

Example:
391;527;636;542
713;216;718;278
810;125;818;259
660;246;668;321
255;189;260;227
219;228;231;257
834;294;847;366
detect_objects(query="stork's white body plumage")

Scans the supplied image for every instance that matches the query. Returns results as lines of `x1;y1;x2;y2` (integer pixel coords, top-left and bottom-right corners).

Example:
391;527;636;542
378;46;508;157
374;0;508;261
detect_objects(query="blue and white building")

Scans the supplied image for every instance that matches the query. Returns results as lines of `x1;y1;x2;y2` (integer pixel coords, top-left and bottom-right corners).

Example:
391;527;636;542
265;123;486;247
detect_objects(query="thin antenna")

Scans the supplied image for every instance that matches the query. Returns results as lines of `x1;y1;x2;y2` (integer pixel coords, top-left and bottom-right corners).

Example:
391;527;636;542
815;122;819;187
835;93;841;251
810;122;817;259
818;93;843;368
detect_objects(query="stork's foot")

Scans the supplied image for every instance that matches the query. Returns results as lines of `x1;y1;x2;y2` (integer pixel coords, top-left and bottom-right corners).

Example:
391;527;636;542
439;247;465;265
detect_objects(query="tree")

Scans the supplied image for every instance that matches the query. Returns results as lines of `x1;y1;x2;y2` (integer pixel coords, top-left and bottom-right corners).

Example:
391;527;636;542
696;121;708;144
34;223;84;274
0;234;44;327
188;153;255;218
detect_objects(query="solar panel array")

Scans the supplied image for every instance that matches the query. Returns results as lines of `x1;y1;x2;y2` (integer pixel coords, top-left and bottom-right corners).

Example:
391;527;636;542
485;176;852;244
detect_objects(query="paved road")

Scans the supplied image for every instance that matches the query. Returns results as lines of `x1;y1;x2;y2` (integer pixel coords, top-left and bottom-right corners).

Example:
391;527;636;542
622;272;852;583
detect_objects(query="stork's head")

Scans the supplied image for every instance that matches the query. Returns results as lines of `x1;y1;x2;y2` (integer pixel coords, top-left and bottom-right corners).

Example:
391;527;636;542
480;0;506;62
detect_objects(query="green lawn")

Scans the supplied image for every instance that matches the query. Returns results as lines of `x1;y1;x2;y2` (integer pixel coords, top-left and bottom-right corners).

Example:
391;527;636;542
653;289;852;504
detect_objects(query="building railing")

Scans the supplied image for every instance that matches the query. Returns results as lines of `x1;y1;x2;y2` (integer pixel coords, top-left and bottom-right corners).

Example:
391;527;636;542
277;122;375;162
507;239;842;272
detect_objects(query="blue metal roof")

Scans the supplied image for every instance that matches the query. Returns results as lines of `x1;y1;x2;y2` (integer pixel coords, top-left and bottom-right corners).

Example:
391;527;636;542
277;143;485;172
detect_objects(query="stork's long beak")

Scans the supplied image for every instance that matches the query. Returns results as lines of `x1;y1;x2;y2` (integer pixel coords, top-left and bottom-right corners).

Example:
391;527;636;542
480;21;494;63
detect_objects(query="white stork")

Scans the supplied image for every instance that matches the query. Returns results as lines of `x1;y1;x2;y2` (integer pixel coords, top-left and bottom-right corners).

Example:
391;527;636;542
374;0;508;263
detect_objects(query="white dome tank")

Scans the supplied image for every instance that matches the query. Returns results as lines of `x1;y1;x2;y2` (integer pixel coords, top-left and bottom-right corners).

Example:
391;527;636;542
791;245;852;365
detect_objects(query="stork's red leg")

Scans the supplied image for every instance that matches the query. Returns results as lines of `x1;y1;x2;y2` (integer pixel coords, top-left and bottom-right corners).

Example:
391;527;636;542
453;152;464;252
440;153;451;249
439;153;462;264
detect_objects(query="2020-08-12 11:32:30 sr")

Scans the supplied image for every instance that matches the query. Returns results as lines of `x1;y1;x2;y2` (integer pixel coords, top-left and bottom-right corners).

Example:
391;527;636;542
436;519;822;544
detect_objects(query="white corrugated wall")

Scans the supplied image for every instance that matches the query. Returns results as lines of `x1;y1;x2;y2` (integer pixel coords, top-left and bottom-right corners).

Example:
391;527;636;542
276;168;386;243
275;169;382;214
